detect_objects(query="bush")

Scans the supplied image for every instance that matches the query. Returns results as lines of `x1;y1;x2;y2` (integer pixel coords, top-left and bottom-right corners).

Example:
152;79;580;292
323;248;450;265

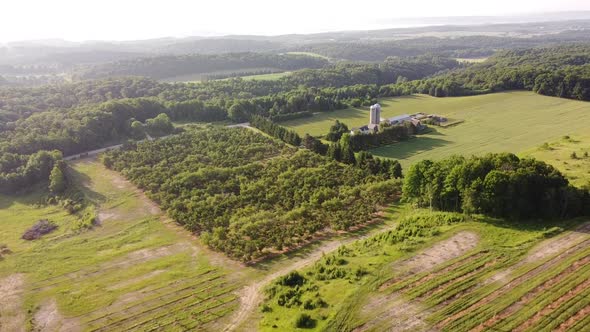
22;220;58;240
294;313;316;329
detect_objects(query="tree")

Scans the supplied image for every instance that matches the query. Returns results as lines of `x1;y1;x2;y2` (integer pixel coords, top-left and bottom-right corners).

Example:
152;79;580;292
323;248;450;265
49;161;67;194
339;134;356;165
146;113;173;136
327;143;342;162
130;120;145;140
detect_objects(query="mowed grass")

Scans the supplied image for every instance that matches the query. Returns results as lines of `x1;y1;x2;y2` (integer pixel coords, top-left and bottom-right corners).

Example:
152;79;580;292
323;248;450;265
237;71;292;81
283;92;590;169
161;67;284;82
0;159;239;331
522;135;590;188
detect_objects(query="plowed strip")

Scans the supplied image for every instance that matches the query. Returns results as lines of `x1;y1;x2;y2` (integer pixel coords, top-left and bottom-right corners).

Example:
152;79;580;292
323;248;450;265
437;238;590;328
474;255;590;332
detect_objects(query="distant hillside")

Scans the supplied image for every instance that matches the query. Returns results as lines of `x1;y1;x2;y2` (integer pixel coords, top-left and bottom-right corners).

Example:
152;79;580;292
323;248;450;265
73;52;329;80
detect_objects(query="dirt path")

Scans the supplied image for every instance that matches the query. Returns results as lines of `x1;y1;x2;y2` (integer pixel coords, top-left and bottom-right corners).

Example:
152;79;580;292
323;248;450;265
223;224;398;332
0;274;26;332
33;298;80;332
356;231;479;332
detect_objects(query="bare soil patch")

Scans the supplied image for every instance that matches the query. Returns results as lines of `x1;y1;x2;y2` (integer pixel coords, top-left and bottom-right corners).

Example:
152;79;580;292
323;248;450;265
380;231;479;291
0;274;26;332
33;298;80;332
354;293;434;332
486;222;590;284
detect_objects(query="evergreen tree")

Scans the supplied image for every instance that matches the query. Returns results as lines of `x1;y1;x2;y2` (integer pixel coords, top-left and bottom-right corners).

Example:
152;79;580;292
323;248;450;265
49;161;67;194
339;134;356;165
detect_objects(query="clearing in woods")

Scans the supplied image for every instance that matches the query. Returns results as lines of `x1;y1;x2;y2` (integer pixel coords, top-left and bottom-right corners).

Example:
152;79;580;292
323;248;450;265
0;159;242;331
282;91;590;168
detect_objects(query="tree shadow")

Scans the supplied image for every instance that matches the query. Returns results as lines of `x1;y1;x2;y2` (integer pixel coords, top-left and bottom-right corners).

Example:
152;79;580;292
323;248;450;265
371;136;453;160
65;165;107;205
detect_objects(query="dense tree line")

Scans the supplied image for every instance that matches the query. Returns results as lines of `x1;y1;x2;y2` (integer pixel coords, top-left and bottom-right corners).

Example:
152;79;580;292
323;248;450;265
297;34;590;61
249;115;302;146
0;150;62;194
348;122;417;151
103;128;400;261
402;153;590;219
74;52;329;80
302;134;402;178
397;45;590;101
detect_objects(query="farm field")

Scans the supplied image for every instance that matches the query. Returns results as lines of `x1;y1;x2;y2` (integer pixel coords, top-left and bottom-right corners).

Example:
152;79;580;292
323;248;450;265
160;67;284;82
523;135;590;188
258;207;590;332
235;71;291;81
0;160;242;331
283;92;590;168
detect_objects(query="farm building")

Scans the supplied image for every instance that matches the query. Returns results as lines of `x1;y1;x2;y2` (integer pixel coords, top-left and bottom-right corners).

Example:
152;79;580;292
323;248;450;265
351;104;426;135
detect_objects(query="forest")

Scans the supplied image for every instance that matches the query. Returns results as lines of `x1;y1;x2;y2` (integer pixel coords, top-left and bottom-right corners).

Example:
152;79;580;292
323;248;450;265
102;128;400;261
74;52;329;80
402;153;590;219
2;46;590;195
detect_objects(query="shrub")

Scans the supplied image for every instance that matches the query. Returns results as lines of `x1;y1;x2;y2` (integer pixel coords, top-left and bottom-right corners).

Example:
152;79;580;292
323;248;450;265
571;151;578;159
22;220;58;240
294;313;316;329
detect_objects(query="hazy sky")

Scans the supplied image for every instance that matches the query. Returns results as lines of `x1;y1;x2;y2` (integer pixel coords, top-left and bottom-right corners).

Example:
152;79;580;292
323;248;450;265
1;0;590;42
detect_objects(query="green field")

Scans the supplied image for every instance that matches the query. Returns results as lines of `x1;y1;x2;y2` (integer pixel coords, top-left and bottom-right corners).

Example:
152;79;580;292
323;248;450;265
285;51;331;60
161;67;285;82
232;71;291;81
0;160;241;331
523;135;590;188
284;92;590;168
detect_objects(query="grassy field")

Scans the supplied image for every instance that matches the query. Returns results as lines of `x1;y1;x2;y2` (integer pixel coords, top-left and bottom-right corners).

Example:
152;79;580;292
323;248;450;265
455;57;488;63
161;67;284;82
522;135;590;188
283;92;590;168
285;52;331;60
230;71;291;81
0;160;241;331
258;205;590;331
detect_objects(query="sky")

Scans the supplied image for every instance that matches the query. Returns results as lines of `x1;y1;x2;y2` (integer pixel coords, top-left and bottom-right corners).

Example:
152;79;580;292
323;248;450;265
1;0;590;42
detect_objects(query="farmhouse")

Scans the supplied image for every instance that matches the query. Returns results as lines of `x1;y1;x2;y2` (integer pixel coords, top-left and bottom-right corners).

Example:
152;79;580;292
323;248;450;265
351;104;426;135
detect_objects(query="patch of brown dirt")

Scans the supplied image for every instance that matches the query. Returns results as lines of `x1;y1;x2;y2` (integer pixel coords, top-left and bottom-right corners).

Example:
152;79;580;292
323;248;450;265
380;231;480;291
33;298;80;332
486;222;590;285
0;274;25;332
354;293;434;332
